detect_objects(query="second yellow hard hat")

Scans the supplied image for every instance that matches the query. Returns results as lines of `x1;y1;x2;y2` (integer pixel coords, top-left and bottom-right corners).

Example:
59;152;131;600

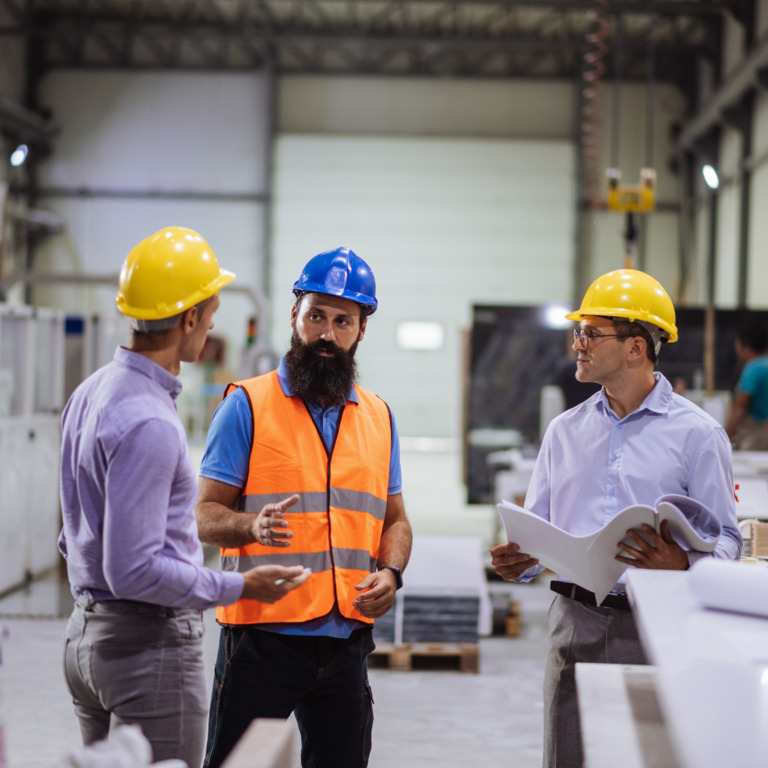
566;268;678;343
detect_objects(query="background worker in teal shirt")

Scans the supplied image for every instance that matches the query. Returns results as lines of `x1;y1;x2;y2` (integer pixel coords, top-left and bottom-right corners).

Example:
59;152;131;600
725;321;768;449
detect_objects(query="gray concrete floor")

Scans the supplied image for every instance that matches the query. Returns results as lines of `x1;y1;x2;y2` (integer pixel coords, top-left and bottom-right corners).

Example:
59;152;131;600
0;571;552;768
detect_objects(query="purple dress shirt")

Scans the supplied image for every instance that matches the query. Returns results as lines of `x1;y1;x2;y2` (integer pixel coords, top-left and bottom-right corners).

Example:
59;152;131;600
58;346;243;608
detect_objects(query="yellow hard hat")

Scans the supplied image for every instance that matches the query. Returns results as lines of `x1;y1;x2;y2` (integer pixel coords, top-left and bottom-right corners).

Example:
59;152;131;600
566;268;678;343
116;227;235;320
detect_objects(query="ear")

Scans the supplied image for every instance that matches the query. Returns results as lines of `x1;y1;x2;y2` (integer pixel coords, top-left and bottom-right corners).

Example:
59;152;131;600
626;335;646;361
290;302;298;328
358;316;367;343
182;305;199;334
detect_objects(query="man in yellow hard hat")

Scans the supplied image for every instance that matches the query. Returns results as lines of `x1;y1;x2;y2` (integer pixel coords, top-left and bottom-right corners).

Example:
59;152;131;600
490;269;742;768
59;227;310;768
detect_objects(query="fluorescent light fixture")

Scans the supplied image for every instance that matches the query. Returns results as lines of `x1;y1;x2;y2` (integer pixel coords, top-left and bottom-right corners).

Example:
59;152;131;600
396;321;444;351
10;144;28;167
544;305;572;329
702;164;719;190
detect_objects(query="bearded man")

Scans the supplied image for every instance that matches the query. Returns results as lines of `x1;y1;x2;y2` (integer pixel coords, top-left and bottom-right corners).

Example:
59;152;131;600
196;247;412;768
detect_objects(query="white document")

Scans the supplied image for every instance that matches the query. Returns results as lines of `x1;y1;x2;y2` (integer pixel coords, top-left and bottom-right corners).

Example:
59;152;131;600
496;494;721;604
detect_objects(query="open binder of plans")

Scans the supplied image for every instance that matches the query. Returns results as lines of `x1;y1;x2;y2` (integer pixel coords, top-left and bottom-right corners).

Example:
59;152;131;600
496;494;722;604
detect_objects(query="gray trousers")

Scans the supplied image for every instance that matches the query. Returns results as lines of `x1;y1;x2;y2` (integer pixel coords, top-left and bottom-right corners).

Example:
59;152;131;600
543;595;647;768
63;596;208;768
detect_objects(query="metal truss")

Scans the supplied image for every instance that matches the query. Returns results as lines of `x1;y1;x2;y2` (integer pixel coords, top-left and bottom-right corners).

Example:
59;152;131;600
0;0;726;84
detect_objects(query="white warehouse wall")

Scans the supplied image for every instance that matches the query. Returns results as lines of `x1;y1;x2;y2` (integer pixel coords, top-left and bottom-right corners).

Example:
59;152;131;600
32;69;272;374
279;76;575;138
270;133;575;438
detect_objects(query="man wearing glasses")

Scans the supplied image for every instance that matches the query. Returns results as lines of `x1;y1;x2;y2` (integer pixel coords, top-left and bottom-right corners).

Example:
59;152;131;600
491;268;742;768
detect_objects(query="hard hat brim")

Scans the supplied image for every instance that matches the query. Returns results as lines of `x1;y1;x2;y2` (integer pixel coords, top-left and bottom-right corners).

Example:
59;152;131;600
565;307;678;343
117;267;236;320
292;281;378;314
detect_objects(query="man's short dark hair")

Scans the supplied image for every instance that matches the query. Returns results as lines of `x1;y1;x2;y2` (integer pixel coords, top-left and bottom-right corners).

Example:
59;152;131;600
612;319;658;364
736;322;768;354
132;295;215;337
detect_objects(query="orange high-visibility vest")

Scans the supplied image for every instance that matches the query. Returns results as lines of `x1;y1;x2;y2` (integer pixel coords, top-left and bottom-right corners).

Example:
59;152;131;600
216;371;392;626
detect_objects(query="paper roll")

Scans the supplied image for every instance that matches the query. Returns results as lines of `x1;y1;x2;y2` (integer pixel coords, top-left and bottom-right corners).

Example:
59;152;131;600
688;558;768;618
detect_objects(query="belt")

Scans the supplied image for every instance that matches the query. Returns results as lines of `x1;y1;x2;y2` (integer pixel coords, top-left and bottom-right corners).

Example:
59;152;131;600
74;594;195;618
550;580;631;611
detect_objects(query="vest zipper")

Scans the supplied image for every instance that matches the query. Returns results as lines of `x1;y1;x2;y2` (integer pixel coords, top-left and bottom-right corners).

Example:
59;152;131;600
302;399;347;608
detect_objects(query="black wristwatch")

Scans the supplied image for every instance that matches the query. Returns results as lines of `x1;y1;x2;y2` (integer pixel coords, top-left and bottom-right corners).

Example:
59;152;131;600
380;565;403;590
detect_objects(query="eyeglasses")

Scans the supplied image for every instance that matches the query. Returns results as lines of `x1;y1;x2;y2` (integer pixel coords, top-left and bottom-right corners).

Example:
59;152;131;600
572;329;625;349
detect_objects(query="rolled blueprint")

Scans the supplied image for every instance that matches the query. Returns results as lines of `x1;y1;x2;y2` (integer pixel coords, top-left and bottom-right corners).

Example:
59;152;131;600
688;557;768;618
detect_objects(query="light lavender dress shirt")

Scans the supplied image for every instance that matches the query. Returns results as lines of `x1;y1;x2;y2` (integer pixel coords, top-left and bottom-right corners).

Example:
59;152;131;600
59;346;243;608
521;372;742;588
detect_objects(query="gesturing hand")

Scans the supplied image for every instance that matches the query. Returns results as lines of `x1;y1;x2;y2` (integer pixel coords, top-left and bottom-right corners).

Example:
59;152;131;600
251;494;299;547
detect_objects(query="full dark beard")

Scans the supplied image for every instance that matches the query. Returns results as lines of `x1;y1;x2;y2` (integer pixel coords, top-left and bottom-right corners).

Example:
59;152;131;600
285;330;359;408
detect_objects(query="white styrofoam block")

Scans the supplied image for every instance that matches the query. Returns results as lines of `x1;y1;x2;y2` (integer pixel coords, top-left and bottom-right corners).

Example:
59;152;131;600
402;535;493;636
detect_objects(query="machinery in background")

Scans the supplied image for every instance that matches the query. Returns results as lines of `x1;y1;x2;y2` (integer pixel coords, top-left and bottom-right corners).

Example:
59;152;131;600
0;304;65;598
606;167;657;269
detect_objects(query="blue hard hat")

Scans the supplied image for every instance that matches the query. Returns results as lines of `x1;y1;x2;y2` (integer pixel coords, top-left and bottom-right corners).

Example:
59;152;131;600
293;247;378;315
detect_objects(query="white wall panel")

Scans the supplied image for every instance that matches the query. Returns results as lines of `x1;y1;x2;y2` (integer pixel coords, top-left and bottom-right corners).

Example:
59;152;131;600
714;185;740;307
271;134;575;438
31;70;272;374
759;0;768;37
722;14;748;80
747;164;768;308
31;197;265;371
38;71;269;192
279;76;574;138
754;91;768;159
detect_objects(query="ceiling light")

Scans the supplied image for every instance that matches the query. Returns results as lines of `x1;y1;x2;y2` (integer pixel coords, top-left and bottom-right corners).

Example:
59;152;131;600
702;164;719;190
544;306;572;329
10;144;28;167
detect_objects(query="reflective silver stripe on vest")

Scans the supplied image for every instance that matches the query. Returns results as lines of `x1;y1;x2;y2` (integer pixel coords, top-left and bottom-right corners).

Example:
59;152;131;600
331;488;387;521
220;548;376;574
221;550;332;573
239;489;386;520
331;547;378;572
238;491;327;514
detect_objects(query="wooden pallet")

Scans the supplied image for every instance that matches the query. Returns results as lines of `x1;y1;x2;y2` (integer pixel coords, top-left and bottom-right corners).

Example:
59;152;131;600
370;642;479;673
491;599;521;638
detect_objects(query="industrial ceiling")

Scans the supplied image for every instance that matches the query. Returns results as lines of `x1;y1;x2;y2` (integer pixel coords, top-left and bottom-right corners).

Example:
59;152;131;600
0;1;741;89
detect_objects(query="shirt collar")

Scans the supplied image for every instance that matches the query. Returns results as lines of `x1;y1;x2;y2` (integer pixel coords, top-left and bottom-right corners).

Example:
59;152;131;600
276;355;359;404
114;346;183;400
594;371;672;419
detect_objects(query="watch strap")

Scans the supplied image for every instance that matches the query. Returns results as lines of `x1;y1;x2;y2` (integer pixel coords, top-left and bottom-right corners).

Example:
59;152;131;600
380;565;403;590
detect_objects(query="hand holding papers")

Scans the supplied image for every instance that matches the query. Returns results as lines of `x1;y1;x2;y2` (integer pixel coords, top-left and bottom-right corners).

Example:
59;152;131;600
496;494;722;604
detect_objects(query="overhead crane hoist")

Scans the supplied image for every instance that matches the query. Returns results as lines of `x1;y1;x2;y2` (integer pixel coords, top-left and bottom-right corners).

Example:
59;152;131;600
605;167;657;270
580;1;659;273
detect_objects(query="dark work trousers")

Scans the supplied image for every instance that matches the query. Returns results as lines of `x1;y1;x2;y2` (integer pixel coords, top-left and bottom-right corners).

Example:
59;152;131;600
63;596;208;768
543;595;648;768
204;625;375;768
